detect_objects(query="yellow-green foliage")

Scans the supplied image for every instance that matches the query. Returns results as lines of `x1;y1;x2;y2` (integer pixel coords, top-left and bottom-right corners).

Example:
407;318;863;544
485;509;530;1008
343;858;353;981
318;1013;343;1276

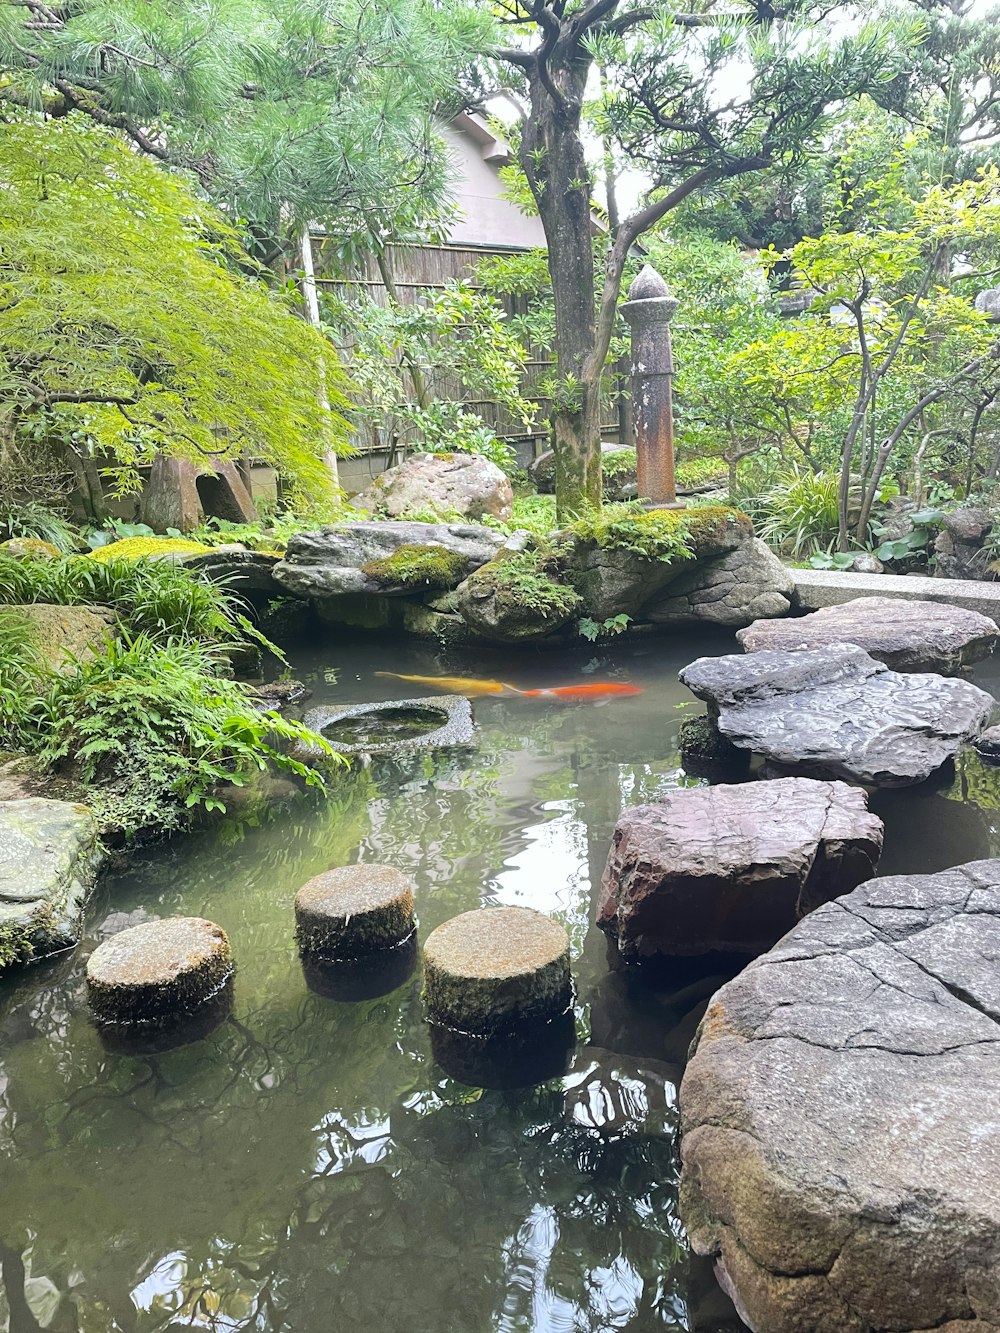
568;504;751;562
1;113;353;505
0;537;62;559
360;543;469;589
86;537;213;563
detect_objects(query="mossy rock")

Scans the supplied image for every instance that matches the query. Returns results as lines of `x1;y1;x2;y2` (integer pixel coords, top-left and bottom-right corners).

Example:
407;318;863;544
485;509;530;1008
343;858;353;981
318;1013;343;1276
0;537;63;559
423;906;572;1036
86;536;213;562
86;917;233;1025
360;542;471;591
455;550;582;644
558;504;754;621
8;603;116;674
295;864;415;960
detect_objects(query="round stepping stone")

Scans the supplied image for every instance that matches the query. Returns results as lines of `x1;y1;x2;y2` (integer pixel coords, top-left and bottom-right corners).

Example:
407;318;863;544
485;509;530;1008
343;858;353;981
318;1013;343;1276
86;917;232;1025
423;906;572;1035
295;864;415;960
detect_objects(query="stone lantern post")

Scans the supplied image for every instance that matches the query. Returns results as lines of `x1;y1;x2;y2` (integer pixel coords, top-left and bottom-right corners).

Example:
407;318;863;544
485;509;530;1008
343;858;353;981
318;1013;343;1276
620;264;682;507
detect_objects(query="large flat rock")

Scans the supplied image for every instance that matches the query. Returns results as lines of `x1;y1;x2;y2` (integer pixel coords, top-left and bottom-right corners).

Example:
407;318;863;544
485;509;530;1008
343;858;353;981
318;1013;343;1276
737;596;998;673
597;778;883;958
273;521;505;600
680;643;994;786
679;859;1000;1333
793;567;1000;621
0;798;103;970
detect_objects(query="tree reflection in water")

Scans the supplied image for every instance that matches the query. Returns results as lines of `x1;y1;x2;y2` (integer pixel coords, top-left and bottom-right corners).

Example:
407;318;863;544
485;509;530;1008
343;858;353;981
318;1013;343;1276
0;634;776;1332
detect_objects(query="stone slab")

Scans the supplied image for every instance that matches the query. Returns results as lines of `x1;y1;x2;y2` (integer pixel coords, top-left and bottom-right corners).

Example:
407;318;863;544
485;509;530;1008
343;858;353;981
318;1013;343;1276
792;567;1000;620
738;595;998;673
680;643;994;786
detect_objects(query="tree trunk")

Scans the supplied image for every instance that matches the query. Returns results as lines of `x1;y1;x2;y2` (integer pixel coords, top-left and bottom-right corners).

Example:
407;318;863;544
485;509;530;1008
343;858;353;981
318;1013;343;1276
520;44;603;520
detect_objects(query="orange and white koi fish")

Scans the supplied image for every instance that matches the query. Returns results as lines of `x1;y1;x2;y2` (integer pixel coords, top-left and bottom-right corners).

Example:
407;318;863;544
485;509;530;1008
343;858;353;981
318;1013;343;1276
518;682;643;701
375;671;519;697
376;672;642;702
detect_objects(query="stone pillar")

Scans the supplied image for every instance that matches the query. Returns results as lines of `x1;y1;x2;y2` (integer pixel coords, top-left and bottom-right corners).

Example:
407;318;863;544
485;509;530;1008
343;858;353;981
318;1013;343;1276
620;264;682;507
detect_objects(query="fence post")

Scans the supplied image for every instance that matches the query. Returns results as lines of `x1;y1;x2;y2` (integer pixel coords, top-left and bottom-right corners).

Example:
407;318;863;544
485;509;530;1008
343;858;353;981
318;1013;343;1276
620;264;681;507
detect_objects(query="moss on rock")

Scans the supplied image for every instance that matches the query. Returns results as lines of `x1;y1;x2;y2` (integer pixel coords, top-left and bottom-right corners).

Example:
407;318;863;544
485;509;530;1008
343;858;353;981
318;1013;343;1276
0;537;63;559
455;550;582;643
87;536;213;562
567;504;752;563
360;542;470;590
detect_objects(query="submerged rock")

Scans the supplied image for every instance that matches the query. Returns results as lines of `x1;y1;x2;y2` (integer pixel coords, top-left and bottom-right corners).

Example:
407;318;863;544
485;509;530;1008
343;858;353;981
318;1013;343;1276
423;906;572;1036
680;643;993;786
645;537;795;627
353;453;513;522
680;859;1000;1333
86;916;233;1025
597;778;883;959
0;798;103;972
737;596;998;674
272;521;504;601
295;864;415;960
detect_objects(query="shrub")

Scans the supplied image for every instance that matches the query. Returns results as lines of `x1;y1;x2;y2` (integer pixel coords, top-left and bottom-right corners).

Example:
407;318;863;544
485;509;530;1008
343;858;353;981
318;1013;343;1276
0;501;79;553
472;551;582;619
24;634;340;835
567;503;750;562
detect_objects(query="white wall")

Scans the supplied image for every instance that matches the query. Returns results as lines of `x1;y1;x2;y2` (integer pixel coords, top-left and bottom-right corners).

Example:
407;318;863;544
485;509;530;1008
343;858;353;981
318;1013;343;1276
440;123;547;251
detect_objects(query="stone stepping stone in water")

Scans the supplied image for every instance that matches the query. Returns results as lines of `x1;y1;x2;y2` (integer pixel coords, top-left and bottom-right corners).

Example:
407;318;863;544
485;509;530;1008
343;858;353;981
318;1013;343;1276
680;642;994;786
295;864;415;960
597;778;883;960
423;906;572;1036
737;594;999;674
679;858;1000;1333
86;917;232;1025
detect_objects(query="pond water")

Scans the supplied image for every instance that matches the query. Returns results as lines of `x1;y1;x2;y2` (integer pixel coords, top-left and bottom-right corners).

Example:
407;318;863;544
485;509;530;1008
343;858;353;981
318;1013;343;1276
3;628;1000;1333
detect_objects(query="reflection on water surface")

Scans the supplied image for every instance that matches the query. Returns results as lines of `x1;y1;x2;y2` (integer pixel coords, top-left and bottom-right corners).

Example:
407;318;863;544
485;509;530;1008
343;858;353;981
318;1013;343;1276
2;629;998;1332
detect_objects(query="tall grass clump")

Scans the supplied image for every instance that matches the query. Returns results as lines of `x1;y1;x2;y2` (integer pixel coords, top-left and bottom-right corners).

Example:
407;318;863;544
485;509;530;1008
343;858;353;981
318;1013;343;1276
756;467;841;557
0;553;264;647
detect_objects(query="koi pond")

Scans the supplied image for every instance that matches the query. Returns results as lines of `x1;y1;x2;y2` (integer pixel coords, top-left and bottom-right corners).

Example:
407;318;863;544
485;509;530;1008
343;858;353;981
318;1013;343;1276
3;629;1000;1332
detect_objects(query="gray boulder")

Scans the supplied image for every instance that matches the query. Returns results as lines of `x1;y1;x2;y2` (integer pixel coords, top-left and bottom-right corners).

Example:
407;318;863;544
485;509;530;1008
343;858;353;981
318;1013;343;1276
934;506;994;581
680;642;993;786
182;545;281;594
975;724;1000;761
737;596;998;674
353;453;513;522
597;778;883;959
646;537;794;627
559;510;753;622
272;521;505;600
680;859;1000;1333
0;798;103;972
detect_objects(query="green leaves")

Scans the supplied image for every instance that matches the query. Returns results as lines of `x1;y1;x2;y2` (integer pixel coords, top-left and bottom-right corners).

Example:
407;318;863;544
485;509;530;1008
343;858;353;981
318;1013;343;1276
1;113;352;504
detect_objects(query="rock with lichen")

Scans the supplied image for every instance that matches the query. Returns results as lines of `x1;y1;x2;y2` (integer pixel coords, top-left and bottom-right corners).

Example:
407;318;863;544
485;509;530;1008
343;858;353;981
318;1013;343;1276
0;798;104;974
557;505;754;621
454;550;582;643
353;453;513;522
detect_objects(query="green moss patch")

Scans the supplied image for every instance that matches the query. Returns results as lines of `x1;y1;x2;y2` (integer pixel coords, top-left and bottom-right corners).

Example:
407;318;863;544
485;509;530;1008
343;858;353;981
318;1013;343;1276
567;504;751;563
87;537;213;562
361;543;470;590
470;551;581;620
